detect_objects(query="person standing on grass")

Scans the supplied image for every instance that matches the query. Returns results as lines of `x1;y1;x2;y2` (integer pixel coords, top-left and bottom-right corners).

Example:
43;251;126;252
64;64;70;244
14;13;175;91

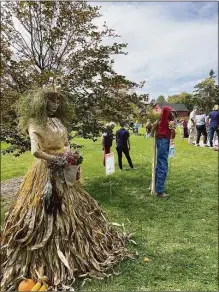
151;106;176;198
133;121;138;135
116;122;134;170
213;131;218;147
188;106;199;144
213;145;219;151
181;119;188;138
194;108;208;147
205;105;219;147
102;122;115;166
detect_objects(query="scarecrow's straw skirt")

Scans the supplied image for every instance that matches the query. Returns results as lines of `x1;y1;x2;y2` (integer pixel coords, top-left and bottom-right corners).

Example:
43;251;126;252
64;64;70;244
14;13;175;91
0;159;129;290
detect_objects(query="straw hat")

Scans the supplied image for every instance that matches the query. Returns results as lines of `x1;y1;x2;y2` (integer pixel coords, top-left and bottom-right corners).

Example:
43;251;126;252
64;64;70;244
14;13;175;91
213;105;219;110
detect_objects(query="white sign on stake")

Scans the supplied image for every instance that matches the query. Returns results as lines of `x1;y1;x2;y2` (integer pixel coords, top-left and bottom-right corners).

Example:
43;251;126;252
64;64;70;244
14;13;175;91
105;152;115;176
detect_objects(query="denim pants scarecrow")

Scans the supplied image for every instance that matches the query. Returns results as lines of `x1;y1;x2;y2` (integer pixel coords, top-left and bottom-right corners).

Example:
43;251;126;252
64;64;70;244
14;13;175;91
155;138;170;193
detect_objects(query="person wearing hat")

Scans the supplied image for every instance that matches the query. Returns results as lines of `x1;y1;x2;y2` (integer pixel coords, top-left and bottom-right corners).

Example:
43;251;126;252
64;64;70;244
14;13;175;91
205;105;219;147
188;106;199;144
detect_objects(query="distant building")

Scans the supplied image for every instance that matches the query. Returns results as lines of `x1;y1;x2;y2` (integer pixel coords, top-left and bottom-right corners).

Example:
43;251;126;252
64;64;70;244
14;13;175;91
153;103;189;118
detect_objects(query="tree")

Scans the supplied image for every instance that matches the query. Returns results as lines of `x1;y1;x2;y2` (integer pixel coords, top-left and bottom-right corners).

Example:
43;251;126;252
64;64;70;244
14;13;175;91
168;92;195;111
156;95;166;103
131;97;149;124
167;94;181;104
145;110;160;123
1;1;148;155
193;70;219;113
209;69;216;79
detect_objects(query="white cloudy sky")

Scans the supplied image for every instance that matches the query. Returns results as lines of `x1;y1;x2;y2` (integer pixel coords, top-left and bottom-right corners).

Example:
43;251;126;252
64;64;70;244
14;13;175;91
91;1;218;100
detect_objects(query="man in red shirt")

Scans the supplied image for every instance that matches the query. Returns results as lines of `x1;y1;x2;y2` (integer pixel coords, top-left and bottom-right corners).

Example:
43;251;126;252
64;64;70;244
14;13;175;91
152;106;176;198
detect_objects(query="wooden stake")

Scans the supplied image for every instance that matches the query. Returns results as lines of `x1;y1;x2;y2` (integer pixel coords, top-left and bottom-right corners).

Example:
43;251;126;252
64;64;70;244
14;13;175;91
151;136;157;195
109;177;112;200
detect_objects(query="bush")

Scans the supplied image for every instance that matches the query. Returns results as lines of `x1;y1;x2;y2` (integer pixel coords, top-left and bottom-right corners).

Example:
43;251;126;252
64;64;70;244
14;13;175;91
145;111;160;123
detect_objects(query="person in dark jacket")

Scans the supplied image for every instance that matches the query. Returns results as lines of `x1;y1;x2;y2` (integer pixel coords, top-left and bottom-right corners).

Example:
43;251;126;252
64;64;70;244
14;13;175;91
116;122;134;170
206;105;219;147
152;106;176;198
102;122;115;166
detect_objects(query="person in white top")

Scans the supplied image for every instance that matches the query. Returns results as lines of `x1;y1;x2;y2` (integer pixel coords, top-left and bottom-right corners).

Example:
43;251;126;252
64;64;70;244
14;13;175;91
188;106;199;144
194;108;207;146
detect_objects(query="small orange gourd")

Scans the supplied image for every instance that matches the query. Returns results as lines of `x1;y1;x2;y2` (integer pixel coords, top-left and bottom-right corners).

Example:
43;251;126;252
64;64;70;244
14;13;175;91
18;279;36;291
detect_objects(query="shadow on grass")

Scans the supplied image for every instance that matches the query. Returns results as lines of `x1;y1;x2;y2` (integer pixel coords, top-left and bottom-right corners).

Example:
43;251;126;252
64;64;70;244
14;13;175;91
84;163;151;206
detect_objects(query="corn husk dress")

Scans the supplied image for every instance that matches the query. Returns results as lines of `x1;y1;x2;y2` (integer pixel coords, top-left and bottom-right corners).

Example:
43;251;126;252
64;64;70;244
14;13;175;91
0;118;130;290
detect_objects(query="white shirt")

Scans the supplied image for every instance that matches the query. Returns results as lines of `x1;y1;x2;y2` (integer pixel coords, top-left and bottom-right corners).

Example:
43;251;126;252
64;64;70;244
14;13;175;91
188;110;196;128
195;114;206;126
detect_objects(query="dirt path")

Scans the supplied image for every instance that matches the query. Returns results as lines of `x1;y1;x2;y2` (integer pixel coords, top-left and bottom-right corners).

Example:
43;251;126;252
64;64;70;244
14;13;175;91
1;177;23;210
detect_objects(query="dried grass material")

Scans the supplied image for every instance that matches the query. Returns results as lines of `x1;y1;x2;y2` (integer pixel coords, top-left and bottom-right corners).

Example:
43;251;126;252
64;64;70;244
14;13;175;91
0;159;132;290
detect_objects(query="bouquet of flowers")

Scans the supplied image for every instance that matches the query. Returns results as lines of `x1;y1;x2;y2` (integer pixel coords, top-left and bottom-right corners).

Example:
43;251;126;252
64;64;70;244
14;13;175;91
48;151;83;184
48;151;83;169
63;151;83;167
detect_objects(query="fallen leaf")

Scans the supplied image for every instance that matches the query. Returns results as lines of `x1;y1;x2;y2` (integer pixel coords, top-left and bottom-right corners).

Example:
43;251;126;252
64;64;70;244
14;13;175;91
111;222;122;227
144;257;150;262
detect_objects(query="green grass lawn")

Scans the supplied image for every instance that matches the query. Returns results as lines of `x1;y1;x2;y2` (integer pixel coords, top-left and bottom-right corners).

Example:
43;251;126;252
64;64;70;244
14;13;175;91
1;128;218;291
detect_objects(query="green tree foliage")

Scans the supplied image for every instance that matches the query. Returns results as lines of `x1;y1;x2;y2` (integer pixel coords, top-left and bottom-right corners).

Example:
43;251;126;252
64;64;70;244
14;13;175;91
193;70;218;113
155;95;166;103
1;1;148;155
167;92;195;111
129;96;149;124
209;69;216;79
145;110;160;123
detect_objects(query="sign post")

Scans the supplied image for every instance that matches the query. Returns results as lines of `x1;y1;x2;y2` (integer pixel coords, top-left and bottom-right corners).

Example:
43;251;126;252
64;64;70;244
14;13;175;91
105;153;115;199
151;138;157;195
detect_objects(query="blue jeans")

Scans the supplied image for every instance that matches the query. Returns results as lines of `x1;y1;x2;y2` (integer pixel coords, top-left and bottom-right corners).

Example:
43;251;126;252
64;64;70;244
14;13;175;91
209;126;219;147
155;138;170;193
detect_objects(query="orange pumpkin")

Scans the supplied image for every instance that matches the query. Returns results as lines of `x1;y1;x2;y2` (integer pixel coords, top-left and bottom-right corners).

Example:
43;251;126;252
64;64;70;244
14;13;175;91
18;279;36;291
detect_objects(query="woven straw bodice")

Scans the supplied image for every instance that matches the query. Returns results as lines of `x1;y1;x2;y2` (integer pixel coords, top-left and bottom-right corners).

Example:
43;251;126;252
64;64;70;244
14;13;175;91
28;117;68;152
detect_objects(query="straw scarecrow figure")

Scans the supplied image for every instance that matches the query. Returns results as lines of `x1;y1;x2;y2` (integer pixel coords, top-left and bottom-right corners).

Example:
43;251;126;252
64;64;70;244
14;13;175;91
0;79;131;291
